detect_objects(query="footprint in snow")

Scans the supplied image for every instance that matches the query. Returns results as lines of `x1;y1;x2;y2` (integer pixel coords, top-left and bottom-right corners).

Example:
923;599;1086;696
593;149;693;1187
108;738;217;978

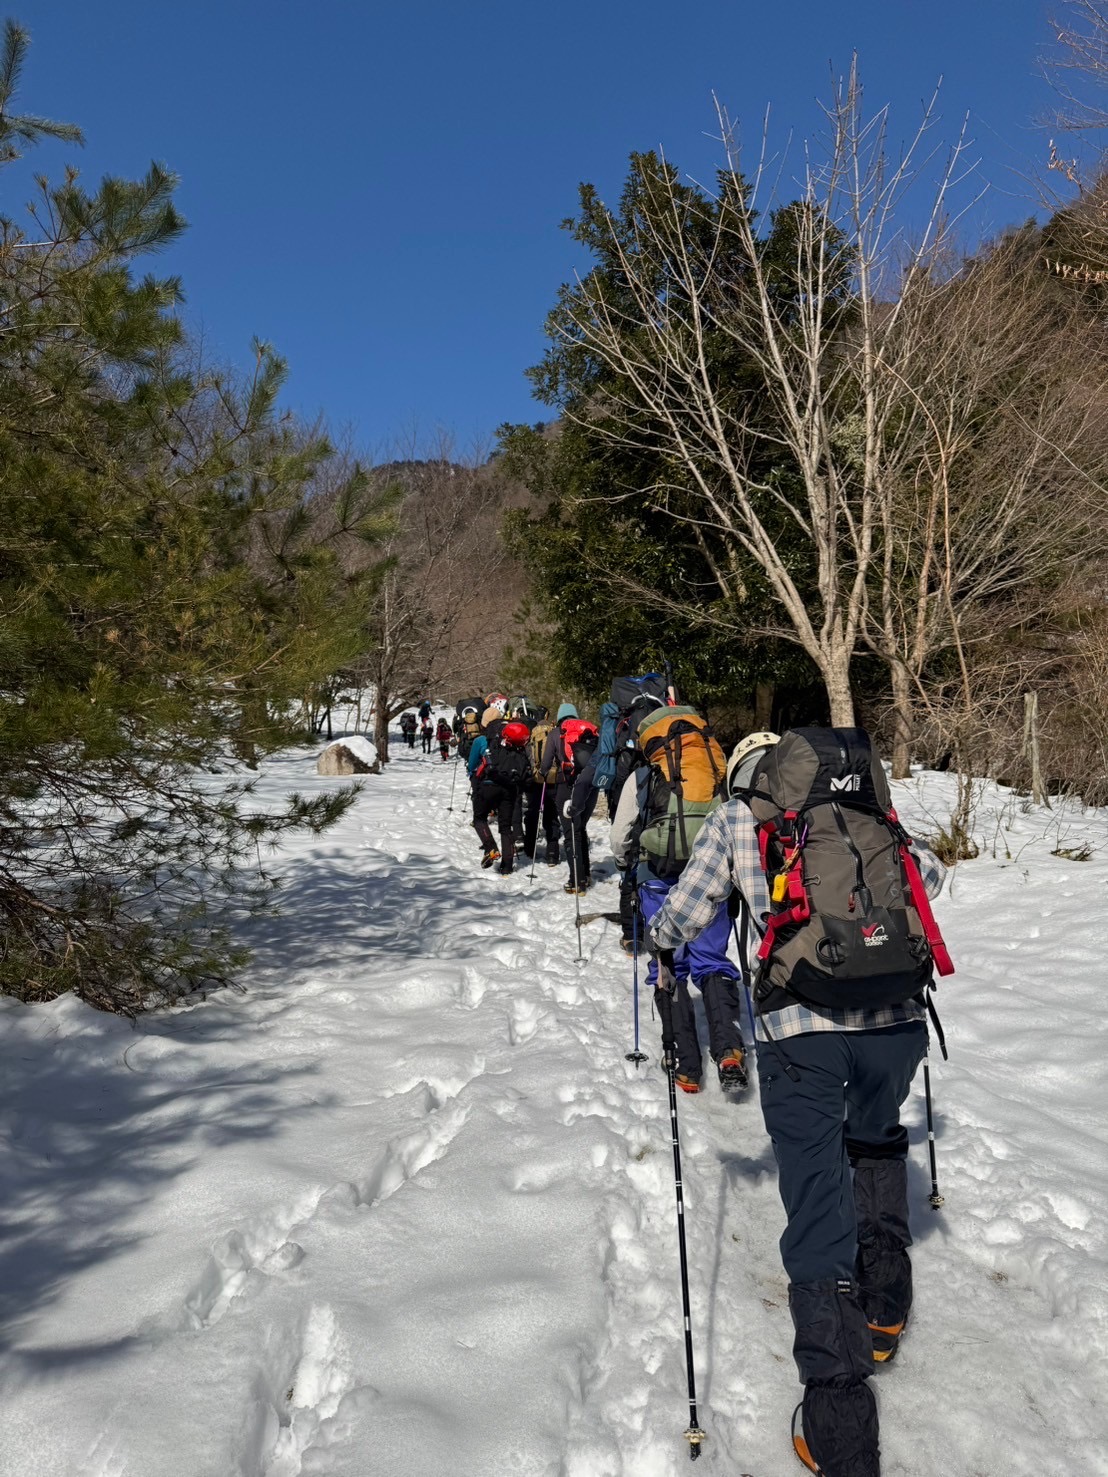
181;1223;308;1332
260;1305;377;1477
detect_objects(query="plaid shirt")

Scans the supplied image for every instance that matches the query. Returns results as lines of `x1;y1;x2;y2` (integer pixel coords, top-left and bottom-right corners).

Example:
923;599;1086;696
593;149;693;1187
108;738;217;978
649;798;947;1043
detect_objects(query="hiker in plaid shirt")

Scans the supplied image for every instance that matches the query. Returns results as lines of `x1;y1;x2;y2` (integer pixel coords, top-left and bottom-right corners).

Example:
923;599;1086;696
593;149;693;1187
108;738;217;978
650;730;947;1477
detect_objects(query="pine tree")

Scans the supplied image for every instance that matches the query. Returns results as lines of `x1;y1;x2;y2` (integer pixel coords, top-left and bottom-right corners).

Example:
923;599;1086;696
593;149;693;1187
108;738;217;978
0;24;392;1011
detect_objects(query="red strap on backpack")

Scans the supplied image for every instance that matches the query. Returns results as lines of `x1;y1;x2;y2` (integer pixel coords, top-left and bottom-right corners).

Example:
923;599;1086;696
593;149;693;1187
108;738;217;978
756;812;811;962
888;809;954;977
898;842;954;977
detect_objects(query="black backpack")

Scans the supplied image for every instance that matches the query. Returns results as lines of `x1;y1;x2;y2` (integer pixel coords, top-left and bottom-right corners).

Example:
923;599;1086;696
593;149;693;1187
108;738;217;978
483;720;532;788
745;728;953;1013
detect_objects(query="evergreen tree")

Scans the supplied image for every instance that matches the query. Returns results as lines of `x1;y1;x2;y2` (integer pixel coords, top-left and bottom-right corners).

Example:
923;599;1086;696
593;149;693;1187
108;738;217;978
0;24;391;1011
501;152;823;718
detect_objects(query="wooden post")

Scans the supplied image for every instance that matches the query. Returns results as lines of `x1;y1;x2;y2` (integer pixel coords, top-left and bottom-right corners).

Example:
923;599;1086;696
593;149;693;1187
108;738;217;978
1024;691;1049;809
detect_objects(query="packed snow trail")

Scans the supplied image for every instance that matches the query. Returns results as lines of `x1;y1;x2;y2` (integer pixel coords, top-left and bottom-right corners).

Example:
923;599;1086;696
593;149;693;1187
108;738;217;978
0;738;1105;1476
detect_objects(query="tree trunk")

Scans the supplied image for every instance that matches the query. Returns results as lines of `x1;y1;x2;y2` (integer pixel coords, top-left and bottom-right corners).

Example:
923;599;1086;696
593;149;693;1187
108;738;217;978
1023;690;1049;809
823;646;856;728
374;699;391;765
754;680;775;731
888;661;913;779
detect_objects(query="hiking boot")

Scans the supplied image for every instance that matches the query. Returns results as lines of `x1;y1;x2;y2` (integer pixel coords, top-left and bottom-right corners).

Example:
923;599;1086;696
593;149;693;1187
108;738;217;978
620;936;637;956
675;1073;701;1093
480;849;501;869
563;881;587;895
498;861;514;876
868;1316;906;1364
714;1047;748;1092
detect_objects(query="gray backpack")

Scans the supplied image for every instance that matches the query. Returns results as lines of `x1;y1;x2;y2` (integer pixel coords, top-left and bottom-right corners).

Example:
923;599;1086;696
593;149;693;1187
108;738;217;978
745;728;941;1012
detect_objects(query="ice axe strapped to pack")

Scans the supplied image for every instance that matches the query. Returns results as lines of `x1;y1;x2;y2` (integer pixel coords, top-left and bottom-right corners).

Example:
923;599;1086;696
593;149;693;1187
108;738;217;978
745;728;954;1012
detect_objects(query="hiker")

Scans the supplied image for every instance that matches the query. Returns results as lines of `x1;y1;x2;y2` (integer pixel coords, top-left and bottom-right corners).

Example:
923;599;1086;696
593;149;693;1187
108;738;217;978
610;699;746;1092
454;700;483;762
420;717;434;754
506;698;544;859
649;727;949;1477
418;698;432;725
527;710;562;866
596;675;668;950
539;703;599;893
435;716;454;761
399;711;417;749
467;706;531;874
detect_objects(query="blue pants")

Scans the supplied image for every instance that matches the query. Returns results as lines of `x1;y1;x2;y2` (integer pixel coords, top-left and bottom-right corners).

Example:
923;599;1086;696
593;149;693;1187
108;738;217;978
639;874;743;1077
638;874;735;986
756;1021;927;1286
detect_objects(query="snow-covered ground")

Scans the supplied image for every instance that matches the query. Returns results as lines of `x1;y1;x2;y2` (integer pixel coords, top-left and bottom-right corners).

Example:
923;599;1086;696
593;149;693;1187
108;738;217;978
1;727;1106;1477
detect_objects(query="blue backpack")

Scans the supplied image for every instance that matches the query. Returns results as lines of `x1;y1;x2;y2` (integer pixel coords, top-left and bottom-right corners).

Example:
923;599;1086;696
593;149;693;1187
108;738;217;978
595;675;668;791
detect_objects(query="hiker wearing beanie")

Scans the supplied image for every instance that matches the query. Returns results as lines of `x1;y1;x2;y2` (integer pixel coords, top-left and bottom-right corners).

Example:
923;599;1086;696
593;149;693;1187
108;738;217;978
649;728;949;1477
540;703;599;893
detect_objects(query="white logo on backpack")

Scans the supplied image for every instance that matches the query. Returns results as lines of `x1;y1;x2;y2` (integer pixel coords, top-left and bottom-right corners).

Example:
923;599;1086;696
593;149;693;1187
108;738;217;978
830;775;860;792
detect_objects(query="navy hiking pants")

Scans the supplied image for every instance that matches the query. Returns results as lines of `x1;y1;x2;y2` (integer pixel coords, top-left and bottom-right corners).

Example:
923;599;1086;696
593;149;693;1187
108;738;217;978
756;1021;927;1288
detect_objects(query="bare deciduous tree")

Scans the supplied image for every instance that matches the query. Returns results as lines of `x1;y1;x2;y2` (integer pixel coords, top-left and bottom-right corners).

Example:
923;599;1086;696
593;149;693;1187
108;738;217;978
865;232;1108;773
548;64;975;726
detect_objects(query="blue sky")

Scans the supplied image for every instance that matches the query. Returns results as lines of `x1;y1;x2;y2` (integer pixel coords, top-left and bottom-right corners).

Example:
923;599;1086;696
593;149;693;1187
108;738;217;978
11;1;1061;456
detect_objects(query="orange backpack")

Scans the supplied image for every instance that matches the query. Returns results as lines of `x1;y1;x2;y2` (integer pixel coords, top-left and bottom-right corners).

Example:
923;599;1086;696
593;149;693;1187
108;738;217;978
635;706;726;876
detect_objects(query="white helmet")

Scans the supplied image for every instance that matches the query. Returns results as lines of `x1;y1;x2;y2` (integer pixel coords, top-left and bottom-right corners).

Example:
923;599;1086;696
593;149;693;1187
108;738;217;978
726;731;780;796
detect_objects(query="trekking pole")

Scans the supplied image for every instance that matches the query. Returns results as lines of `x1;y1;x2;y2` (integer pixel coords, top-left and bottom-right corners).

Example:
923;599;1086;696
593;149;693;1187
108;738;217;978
731;906;758;1046
527;780;545;884
655;959;706;1461
625;887;648;1066
923;1045;944;1210
571;825;585;963
446;754;460;813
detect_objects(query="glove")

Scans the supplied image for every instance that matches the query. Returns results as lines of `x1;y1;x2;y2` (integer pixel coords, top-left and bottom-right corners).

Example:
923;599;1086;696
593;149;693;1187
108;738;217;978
562;800;574;819
654;948;678;996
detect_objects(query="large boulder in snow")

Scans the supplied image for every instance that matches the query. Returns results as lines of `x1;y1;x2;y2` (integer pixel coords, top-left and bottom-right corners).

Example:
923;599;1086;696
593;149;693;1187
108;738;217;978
317;736;379;776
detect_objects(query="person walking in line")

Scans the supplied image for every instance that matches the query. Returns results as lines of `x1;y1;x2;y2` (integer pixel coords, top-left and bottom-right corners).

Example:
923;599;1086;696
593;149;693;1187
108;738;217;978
468;706;530;874
435;716;454;762
609;702;745;1093
527;712;562;866
420;717;434;754
539;704;599;893
399;711;417;749
649;727;949;1477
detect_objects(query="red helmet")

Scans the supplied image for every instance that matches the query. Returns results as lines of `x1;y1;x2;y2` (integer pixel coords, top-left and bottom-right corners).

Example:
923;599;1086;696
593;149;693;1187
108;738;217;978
502;721;530;748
